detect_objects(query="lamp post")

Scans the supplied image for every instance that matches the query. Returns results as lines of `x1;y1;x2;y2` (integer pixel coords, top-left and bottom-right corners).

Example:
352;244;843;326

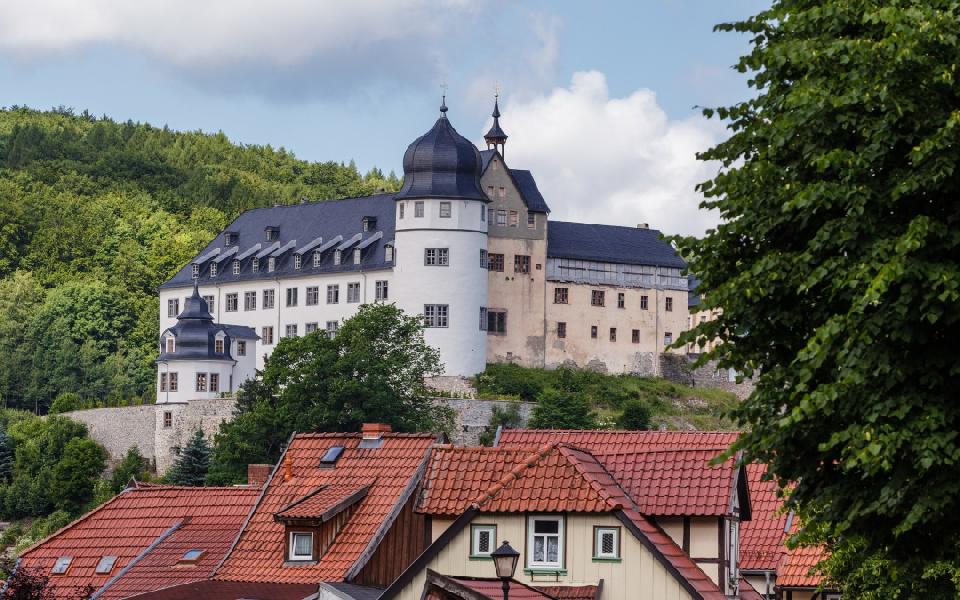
491;541;520;600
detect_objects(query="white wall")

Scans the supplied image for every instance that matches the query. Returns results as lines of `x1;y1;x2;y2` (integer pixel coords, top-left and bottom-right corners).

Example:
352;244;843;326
155;359;237;404
393;197;488;376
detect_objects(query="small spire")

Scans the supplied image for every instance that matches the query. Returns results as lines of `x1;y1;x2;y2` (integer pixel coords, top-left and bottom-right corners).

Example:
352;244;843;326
440;82;449;116
484;89;508;157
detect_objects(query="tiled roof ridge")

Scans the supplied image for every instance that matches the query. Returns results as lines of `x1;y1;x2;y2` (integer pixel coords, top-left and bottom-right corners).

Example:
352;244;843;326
501;428;742;434
430;444;540;452
469;443;557;509
273;478;375;517
592;446;730;456
292;431;436;439
556;445;633;511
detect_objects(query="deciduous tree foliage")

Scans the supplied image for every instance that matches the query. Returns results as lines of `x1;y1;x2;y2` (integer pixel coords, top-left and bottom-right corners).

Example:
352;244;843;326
0;106;400;410
678;1;960;595
207;303;453;484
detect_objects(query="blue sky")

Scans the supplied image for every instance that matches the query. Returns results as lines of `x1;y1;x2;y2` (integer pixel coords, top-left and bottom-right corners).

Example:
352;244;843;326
0;0;769;235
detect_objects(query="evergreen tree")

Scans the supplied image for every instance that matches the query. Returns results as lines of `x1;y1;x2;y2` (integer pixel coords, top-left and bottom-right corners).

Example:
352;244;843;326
529;389;597;430
478;402;524;446
167;429;210;486
0;428;13;482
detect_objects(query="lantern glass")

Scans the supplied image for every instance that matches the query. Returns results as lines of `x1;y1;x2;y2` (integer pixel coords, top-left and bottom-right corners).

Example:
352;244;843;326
491;541;520;579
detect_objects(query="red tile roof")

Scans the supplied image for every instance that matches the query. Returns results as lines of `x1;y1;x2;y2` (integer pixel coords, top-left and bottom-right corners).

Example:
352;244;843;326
16;486;259;600
776;545;829;588
598;448;737;516
275;481;371;521
214;432;435;585
447;577;557;600
418;446;538;515
496;429;740;453
738;576;764;600
534;584;599;600
740;464;789;571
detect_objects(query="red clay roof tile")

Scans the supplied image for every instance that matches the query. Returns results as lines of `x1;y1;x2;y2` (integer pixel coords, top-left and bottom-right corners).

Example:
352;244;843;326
16;486;259;600
448;577;557;600
274;481;371;521
214;432;435;585
534;585;598;600
740;464;789;571
776;545;829;588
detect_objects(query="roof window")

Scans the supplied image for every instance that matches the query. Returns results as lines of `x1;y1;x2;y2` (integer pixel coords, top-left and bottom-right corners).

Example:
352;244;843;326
178;549;206;564
95;555;118;574
51;556;72;575
265;227;279;242
362;216;377;232
320;446;344;468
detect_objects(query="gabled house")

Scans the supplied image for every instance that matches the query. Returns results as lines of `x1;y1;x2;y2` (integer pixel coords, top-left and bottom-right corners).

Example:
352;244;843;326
12;483;260;599
380;443;728;600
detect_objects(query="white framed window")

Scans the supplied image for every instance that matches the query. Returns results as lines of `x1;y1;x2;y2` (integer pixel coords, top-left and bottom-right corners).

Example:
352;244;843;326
471;524;497;557
480;249;488;269
353;248;361;265
295;254;302;270
375;280;388;301
215;338;224;354
209;262;217;277
233;260;240;275
210;373;219;392
527;213;536;228
261;326;274;345
263;289;275;309
424;304;449;328
306;286;319;306
496;209;506;226
96;555;117;575
385;245;394;262
252;257;260;273
268;257;276;273
286;287;298;307
509;210;519;227
313;251;322;267
593;527;620;560
163;410;172;427
347;282;360;303
305;322;318;334
168;373;178;392
244;291;257;311
191;264;199;279
326;320;338;338
327;284;339;304
285;324;298;338
399;202;405;219
439;201;451;218
167;298;180;318
159;373;168;392
237;340;247;356
225;293;238;312
289;532;314;561
664;332;673;346
334;250;342;265
424;248;449;266
165;336;175;353
415;201;424;217
196;373;207;392
203;295;215;314
527;515;564;569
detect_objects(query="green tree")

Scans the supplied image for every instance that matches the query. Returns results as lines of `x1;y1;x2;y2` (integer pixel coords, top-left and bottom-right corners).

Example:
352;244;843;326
529;389;597;430
48;392;82;415
678;2;960;595
208;303;452;484
478;402;525;446
167;429;210;486
109;446;150;493
49;438;106;514
616;399;651;430
0;428;13;482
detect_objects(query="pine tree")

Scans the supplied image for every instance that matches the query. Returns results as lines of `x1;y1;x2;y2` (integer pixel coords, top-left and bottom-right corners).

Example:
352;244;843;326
0;427;13;482
166;430;210;486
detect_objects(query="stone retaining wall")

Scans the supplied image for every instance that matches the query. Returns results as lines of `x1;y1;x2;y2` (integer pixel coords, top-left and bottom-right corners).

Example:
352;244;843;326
59;405;157;467
436;397;534;446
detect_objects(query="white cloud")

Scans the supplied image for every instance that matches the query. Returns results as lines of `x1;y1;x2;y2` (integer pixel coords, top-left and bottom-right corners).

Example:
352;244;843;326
486;71;723;237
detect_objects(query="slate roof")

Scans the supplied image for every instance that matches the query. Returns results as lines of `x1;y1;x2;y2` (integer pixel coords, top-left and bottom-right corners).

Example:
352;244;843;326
158;285;257;362
214;431;435;585
546;222;686;269
478;150;551;213
395;110;487;202
16;486;259;600
688;274;702;309
776;545;829;589
160;194;396;290
598;448;741;517
740;464;789;571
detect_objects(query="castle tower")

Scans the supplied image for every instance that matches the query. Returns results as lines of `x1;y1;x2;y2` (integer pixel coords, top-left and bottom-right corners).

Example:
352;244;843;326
156;282;258;404
392;98;490;376
483;94;508;157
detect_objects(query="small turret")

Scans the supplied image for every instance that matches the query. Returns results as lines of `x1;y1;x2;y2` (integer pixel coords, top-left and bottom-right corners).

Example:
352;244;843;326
484;94;508;157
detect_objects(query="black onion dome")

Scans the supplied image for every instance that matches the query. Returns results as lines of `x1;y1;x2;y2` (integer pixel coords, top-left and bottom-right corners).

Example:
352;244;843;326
157;283;232;362
395;108;487;202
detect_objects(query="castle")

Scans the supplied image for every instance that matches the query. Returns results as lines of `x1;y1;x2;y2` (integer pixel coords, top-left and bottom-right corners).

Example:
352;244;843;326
156;98;690;401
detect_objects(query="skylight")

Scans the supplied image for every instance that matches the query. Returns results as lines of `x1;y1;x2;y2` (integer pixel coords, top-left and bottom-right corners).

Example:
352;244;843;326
51;556;72;575
95;555;118;574
320;446;344;467
179;549;205;564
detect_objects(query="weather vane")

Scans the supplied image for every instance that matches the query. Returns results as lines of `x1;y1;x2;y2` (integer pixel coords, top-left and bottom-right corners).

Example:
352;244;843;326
495;82;501;98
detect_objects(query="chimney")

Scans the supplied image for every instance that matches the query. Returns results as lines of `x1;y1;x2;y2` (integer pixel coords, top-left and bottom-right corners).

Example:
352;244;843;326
636;223;649;229
247;464;271;487
283;453;293;482
361;423;392;440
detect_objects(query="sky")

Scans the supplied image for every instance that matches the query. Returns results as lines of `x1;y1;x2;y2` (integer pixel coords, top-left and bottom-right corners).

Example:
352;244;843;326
0;0;769;236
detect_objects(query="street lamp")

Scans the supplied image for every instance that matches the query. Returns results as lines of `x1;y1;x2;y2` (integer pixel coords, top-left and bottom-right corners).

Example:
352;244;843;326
491;541;520;600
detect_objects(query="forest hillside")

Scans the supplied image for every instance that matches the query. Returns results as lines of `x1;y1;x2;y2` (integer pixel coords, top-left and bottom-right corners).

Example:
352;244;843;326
0;106;399;411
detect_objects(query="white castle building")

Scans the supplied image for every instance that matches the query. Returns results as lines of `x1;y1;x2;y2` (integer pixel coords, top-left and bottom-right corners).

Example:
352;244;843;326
157;99;690;402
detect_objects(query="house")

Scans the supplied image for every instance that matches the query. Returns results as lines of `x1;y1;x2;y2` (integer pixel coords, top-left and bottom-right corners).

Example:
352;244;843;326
12;483;260;599
380;443;733;600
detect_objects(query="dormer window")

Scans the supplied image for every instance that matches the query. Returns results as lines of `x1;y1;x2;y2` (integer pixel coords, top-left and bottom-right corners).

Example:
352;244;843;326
165;336;175;354
265;227;279;242
51;556;72;575
252;258;260;273
385;245;394;262
313;251;322;267
289;532;314;562
294;254;302;270
192;264;199;279
225;232;236;245
362;216;376;232
268;257;276;272
210;263;217;277
353;248;361;265
215;338;224;354
233;260;240;275
334;250;342;265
